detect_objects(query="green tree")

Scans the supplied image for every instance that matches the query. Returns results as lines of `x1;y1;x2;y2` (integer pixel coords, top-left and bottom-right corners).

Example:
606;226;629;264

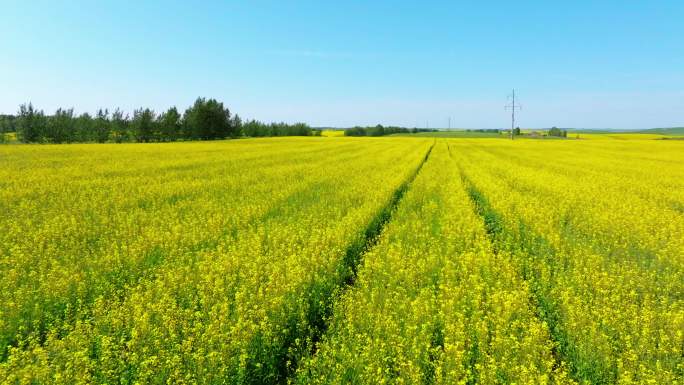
183;97;234;140
344;126;366;136
368;124;385;136
17;103;47;143
548;126;563;137
158;107;181;141
231;114;242;135
0;115;17;143
94;109;111;143
132;108;156;142
111;109;130;143
289;122;311;136
48;108;75;143
75;113;94;142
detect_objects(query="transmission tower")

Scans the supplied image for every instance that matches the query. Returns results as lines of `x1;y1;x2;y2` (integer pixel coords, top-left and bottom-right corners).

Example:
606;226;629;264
505;89;522;140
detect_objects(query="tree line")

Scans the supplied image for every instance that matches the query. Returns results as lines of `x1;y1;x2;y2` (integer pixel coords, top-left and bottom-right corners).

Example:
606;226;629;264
0;97;315;143
344;125;437;136
548;126;568;137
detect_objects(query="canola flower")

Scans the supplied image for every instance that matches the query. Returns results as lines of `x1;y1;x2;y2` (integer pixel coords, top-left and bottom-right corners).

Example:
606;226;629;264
0;138;431;383
448;138;683;384
0;136;681;384
297;142;574;384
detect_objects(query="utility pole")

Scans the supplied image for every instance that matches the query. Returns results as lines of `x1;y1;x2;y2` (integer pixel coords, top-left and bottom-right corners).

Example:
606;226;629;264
505;89;522;140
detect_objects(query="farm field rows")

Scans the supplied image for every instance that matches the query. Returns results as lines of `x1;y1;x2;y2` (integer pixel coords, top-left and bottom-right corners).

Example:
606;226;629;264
0;137;682;384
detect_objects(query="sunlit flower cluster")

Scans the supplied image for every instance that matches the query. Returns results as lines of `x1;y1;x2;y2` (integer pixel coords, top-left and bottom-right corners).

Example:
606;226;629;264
0;138;431;383
448;138;683;384
1;137;681;384
297;142;573;384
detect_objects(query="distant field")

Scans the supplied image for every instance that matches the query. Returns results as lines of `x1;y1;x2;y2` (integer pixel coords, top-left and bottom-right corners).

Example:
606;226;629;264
391;130;684;140
1;137;682;384
390;130;503;138
320;129;345;137
641;126;684;135
576;132;683;140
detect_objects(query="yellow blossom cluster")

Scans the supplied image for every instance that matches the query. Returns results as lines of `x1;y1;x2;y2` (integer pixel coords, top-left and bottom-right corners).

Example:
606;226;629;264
0;138;431;383
1;136;681;384
448;138;683;384
296;142;574;384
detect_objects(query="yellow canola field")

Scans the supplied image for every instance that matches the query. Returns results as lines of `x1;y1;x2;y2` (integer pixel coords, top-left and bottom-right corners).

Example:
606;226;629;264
297;142;574;384
320;130;346;137
576;133;674;140
449;138;684;384
1;136;682;385
0;138;431;384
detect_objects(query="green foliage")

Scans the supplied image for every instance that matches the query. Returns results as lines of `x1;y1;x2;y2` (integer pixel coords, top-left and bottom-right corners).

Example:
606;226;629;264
466;128;501;133
344;125;431;136
183;97;235;140
344;126;367;136
158;107;182;141
75;113;95;142
94;109;111;143
548;126;567;137
0;115;16;143
6;99;312;144
241;120;312;137
48;108;75;143
16;103;47;143
110;108;130;143
231;113;243;133
131;108;156;143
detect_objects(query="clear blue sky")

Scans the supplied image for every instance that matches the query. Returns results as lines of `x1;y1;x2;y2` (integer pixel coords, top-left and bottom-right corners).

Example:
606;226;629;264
1;1;683;128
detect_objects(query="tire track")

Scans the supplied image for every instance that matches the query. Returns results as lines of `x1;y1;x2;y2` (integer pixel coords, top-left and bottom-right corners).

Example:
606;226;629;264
247;141;436;385
446;142;581;384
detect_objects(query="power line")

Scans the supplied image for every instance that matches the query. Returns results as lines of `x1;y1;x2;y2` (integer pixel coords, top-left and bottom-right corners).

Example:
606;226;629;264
504;89;522;140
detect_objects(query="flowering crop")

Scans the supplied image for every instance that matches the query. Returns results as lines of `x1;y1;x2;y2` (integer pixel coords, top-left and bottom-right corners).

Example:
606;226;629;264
296;142;574;384
0;138;431;383
447;138;683;384
0;137;681;384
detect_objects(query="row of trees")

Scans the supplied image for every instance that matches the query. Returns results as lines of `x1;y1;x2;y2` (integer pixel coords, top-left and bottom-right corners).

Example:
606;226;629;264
465;128;502;133
548;126;569;137
2;98;314;144
241;120;315;137
500;127;570;137
344;125;437;137
0;115;16;143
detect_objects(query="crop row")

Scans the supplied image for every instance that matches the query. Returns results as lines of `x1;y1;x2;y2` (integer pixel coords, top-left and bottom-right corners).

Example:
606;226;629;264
448;139;683;384
0;138;432;383
296;142;574;384
1;137;681;384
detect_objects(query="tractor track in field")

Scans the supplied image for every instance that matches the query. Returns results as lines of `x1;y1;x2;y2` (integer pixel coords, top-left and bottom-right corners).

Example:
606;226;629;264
341;141;435;286
246;141;436;385
446;142;584;384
